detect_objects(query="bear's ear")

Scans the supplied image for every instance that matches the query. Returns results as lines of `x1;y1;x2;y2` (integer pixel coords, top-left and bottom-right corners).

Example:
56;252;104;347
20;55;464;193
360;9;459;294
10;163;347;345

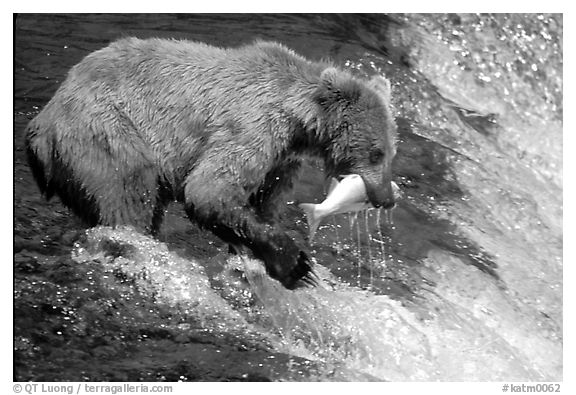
368;75;392;103
319;67;339;85
314;67;362;110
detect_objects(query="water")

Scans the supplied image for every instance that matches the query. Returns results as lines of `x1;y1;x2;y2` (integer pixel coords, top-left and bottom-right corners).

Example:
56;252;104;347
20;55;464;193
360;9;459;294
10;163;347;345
13;14;562;381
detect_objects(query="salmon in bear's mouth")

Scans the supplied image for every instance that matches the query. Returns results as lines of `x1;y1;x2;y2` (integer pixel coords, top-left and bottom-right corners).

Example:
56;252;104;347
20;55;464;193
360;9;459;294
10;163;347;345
298;174;370;241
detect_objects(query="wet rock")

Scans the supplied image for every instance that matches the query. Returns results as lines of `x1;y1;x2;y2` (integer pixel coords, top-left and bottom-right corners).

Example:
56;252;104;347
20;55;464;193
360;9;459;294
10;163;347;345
98;238;137;258
14;251;40;273
59;229;82;246
92;345;119;359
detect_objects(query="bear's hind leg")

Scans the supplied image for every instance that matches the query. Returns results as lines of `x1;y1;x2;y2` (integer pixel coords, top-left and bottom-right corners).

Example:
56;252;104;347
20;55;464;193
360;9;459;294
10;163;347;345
110;164;162;233
51;133;160;233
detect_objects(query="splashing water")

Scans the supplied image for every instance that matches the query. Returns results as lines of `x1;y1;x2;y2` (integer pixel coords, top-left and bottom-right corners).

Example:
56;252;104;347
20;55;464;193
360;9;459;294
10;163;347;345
71;227;258;338
243;256;551;381
363;210;373;288
68;221;559;381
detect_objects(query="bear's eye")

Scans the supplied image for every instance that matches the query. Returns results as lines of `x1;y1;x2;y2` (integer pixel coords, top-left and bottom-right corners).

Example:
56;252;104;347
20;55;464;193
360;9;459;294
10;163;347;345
369;148;384;164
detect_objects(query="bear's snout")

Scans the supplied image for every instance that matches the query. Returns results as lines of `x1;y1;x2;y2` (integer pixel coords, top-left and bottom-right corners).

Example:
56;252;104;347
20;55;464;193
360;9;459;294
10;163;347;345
362;177;396;209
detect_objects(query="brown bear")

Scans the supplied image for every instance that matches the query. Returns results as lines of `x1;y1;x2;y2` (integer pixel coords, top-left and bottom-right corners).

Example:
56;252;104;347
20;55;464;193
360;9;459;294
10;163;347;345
25;38;397;289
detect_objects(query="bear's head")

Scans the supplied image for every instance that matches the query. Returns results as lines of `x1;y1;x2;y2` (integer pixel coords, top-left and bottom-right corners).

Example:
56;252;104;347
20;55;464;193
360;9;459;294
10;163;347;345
314;67;397;209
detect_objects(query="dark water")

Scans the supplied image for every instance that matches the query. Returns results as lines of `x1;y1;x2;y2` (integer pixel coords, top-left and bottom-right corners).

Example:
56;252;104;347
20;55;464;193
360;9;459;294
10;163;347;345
14;14;562;381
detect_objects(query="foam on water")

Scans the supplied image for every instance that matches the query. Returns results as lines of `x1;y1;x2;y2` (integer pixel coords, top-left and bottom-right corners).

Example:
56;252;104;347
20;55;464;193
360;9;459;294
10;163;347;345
71;227;251;335
72;224;560;381
242;255;558;381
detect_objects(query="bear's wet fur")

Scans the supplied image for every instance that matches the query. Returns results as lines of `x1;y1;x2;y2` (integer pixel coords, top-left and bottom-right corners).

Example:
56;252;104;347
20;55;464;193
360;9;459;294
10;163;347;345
26;38;397;289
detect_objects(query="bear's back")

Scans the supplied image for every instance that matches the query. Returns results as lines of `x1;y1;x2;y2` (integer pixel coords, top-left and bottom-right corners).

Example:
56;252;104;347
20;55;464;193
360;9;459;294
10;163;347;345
57;38;328;123
72;38;324;88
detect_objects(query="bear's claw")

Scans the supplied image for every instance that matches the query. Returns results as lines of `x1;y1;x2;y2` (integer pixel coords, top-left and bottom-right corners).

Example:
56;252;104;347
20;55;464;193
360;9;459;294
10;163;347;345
290;251;318;288
251;233;317;289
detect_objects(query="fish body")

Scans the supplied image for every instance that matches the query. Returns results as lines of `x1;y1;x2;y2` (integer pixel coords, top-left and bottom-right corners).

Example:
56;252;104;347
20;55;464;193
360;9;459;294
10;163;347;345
298;174;371;241
299;175;402;241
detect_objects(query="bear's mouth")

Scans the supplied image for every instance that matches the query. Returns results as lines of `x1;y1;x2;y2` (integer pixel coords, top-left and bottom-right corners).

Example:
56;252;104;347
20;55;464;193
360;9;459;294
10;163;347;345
361;176;396;209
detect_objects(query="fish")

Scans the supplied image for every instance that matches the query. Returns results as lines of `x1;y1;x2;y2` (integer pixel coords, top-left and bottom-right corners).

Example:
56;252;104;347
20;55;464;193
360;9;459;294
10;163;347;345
298;174;371;241
298;175;402;241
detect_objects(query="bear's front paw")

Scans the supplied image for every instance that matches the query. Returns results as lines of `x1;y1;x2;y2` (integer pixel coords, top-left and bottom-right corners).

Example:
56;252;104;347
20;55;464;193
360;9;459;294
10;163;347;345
252;233;317;289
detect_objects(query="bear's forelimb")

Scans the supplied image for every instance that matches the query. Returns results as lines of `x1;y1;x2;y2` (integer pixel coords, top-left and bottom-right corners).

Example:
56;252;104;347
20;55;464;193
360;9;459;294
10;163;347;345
184;175;315;288
191;203;316;289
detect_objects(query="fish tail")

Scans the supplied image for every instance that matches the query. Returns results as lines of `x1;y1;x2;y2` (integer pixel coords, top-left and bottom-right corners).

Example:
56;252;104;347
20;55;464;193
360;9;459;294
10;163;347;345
298;203;321;242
